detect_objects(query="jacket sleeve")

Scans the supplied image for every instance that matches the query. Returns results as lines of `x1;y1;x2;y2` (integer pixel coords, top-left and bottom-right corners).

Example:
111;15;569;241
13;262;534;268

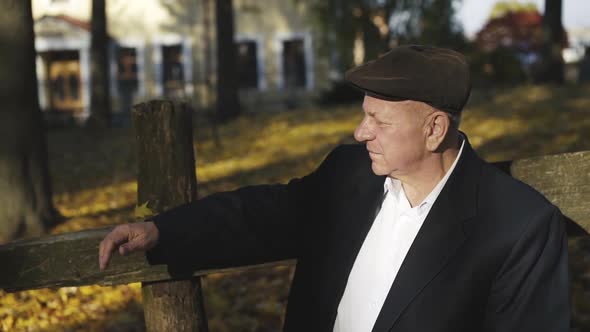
482;206;571;332
144;146;343;272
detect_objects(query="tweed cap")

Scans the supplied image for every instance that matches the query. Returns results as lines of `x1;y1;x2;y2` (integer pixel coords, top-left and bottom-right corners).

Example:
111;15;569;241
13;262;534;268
345;45;471;113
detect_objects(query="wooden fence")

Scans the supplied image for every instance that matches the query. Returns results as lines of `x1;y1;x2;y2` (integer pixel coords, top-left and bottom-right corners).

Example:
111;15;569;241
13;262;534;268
1;100;589;331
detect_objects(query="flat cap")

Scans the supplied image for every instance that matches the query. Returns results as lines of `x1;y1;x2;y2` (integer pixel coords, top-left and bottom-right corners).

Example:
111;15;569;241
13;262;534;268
345;45;471;113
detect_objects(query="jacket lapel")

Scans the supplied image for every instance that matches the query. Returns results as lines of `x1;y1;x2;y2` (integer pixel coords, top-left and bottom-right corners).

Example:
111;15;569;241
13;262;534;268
371;139;482;332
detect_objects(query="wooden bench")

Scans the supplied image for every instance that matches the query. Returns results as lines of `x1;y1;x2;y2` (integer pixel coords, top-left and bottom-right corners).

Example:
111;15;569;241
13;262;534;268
1;101;588;330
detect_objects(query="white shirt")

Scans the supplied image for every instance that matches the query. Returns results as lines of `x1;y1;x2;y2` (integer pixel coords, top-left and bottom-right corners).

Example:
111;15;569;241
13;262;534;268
333;139;465;332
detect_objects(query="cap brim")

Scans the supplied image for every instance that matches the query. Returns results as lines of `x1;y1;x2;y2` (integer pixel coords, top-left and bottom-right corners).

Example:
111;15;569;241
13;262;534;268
346;82;406;102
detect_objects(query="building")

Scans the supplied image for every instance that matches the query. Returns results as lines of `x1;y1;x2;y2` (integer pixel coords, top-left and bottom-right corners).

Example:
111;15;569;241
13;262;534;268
562;27;590;63
32;0;330;123
562;27;590;83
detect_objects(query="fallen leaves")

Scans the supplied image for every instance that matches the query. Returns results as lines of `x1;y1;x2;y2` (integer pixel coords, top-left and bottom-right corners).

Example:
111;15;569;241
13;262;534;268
134;202;154;220
0;284;142;331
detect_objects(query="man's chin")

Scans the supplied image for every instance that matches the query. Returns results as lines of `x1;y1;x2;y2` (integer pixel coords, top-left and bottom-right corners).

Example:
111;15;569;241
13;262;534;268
370;163;389;176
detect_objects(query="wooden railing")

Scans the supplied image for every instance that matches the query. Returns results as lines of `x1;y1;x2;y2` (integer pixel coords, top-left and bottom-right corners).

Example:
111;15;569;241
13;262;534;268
0;225;296;292
1;100;588;331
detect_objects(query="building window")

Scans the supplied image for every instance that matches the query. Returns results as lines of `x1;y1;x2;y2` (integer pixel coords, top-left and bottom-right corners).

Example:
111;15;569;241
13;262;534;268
53;75;65;101
117;46;139;113
117;47;138;81
162;44;184;97
69;74;79;100
44;50;83;113
236;41;259;89
282;39;306;88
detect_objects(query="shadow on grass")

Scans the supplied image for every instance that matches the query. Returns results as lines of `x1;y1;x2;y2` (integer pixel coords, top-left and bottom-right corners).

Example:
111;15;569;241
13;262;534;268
196;136;357;194
59;298;144;332
49;135;357;235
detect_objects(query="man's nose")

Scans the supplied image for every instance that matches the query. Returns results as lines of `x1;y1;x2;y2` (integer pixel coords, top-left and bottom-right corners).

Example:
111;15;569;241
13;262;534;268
354;118;373;142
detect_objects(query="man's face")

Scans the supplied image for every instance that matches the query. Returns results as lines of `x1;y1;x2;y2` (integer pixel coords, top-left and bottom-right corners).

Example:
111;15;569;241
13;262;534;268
354;95;430;178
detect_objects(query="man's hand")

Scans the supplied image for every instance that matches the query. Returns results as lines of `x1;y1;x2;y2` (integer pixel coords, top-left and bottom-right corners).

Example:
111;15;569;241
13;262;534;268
98;221;159;271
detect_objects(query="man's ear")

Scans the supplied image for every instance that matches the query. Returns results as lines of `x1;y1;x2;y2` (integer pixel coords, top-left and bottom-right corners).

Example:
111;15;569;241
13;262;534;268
425;112;449;152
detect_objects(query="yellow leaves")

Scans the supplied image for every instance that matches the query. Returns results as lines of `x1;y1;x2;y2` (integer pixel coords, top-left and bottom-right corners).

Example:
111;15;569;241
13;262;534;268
1;314;14;331
462;116;529;147
134;201;155;219
54;182;138;219
196;105;361;185
0;284;142;331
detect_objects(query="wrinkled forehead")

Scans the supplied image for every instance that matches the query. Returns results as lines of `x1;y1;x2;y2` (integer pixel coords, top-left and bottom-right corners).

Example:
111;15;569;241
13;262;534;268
362;95;433;118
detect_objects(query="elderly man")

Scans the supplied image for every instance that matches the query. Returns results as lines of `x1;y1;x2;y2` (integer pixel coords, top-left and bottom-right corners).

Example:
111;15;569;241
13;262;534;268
99;45;570;331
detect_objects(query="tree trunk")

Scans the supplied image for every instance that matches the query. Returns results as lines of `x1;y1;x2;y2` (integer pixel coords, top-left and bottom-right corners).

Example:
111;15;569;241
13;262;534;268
203;0;214;109
215;0;240;123
88;0;112;127
133;100;208;332
539;0;564;83
0;0;61;243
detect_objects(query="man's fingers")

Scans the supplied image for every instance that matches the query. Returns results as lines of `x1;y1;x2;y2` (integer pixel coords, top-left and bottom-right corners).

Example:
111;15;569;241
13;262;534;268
119;239;140;256
99;225;129;271
99;241;112;271
99;235;119;271
98;223;158;271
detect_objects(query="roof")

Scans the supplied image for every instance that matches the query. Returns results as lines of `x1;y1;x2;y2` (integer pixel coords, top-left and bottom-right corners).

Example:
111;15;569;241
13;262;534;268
38;14;91;32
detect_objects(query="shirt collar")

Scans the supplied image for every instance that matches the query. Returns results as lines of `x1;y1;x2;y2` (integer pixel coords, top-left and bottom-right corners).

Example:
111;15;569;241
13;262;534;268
383;135;466;219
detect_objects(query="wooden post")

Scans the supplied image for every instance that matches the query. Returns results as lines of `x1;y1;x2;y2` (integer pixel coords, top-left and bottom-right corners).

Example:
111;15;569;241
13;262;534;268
132;100;208;332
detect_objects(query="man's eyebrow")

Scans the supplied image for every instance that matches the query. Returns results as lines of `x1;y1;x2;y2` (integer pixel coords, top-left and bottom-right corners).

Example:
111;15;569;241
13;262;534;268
364;109;376;116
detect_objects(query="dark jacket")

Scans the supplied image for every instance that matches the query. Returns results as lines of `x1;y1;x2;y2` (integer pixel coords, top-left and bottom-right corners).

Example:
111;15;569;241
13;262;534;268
146;138;570;332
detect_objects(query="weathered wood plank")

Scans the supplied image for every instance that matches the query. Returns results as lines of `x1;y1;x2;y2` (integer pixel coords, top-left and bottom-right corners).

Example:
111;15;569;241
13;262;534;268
509;150;590;233
0;225;294;292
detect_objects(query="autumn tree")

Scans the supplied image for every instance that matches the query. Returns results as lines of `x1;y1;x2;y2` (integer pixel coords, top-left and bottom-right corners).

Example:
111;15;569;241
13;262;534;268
88;0;112;127
489;0;538;18
0;0;61;243
216;0;241;122
476;3;544;53
483;0;566;83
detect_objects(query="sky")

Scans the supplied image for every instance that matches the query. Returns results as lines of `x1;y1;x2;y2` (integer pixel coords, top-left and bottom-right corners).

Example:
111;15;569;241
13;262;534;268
457;0;590;38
